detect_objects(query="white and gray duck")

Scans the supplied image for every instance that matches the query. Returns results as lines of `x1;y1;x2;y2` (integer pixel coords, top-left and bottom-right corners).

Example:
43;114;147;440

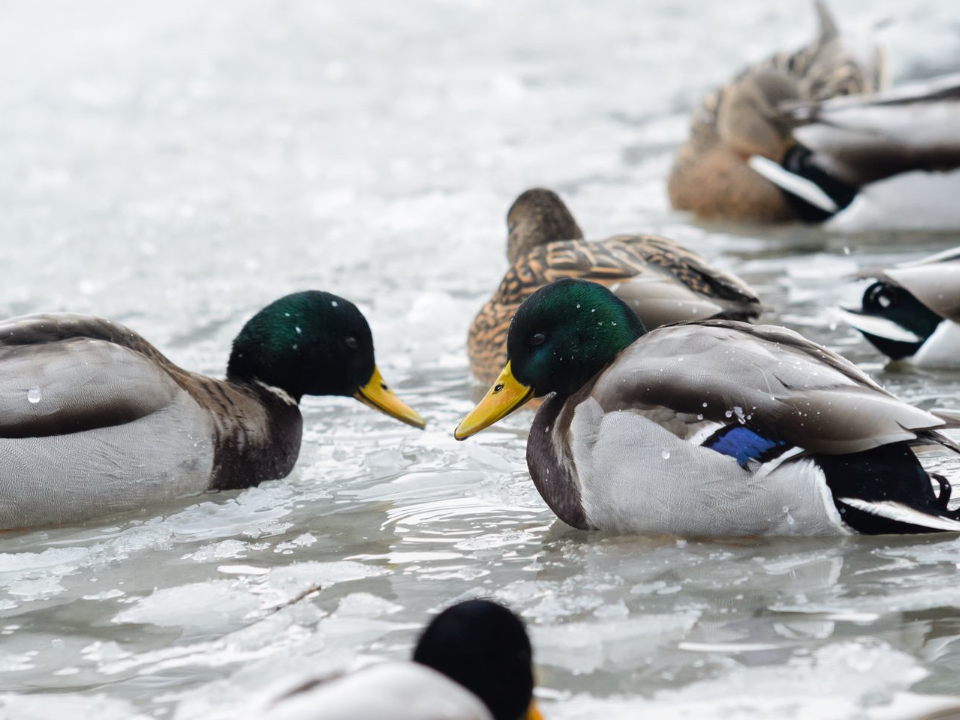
456;278;960;536
0;290;424;530
840;247;960;368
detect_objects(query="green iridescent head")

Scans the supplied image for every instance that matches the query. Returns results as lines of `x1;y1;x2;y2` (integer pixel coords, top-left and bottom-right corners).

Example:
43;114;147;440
455;279;644;440
508;278;645;396
227;291;424;428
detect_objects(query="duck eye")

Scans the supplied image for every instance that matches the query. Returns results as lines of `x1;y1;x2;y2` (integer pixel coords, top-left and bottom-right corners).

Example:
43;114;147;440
530;332;546;347
345;337;359;349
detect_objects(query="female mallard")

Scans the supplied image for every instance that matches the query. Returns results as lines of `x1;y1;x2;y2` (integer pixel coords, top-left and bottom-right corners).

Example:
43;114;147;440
468;188;762;384
840;247;960;367
668;1;882;223
670;2;960;228
258;600;541;720
0;291;424;530
456;278;960;536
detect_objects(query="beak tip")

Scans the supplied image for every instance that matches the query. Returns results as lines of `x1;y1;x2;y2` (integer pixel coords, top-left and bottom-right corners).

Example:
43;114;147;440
355;369;426;430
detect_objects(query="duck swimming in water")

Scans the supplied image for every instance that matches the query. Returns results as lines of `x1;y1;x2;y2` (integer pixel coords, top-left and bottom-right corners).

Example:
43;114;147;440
468;188;761;384
257;600;542;720
840;247;960;367
0;291;424;530
457;279;960;537
669;1;885;224
671;1;960;229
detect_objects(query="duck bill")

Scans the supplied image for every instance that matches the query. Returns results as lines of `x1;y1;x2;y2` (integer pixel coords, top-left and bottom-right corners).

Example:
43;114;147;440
527;702;545;720
454;361;533;440
354;367;426;429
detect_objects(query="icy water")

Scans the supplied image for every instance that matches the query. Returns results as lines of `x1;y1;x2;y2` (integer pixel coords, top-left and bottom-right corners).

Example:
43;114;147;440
3;1;960;718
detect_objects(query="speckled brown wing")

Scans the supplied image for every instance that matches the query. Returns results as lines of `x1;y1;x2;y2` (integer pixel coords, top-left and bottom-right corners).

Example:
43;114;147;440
467;236;762;384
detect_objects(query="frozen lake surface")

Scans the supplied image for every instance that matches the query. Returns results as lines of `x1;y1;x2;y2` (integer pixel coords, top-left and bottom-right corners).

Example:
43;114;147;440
2;1;960;718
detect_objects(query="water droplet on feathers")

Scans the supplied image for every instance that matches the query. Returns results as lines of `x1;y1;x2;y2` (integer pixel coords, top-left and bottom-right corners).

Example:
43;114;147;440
661;450;670;460
28;387;41;403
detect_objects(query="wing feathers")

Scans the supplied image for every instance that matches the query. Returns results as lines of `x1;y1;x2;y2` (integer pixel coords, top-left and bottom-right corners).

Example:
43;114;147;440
0;315;184;438
589;321;945;456
837;498;960;533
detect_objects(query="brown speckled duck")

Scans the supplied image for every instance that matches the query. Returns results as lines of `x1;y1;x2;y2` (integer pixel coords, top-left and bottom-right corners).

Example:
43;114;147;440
668;1;886;223
467;188;762;384
0;291;424;530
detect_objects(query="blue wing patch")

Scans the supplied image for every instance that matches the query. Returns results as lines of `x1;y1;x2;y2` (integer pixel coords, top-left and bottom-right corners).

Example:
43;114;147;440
704;426;788;469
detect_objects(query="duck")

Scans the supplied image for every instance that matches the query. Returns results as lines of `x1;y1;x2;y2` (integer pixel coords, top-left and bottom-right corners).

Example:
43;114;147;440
840;247;960;367
670;0;960;229
0;291;424;530
254;600;542;720
669;1;890;224
455;278;960;537
468;188;762;384
744;71;960;230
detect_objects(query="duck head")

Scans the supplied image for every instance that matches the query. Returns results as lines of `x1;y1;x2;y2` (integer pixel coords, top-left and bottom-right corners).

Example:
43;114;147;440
227;291;425;428
414;600;543;720
506;188;584;264
455;279;644;439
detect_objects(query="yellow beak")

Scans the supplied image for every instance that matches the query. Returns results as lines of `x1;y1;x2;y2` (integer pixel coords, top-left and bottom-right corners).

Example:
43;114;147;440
354;367;426;429
527;702;545;720
454;361;533;440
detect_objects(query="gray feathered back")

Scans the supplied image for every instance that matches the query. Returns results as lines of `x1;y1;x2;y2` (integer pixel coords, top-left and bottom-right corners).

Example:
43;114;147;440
589;321;946;455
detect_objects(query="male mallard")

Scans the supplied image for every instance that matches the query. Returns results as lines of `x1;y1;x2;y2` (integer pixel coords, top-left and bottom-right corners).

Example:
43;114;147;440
840;247;960;367
744;72;960;229
668;1;885;223
468;188;762;384
257;600;542;720
456;279;960;536
0;291;424;530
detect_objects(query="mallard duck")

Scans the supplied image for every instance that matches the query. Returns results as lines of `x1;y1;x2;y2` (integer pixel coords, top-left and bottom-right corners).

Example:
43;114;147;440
668;1;886;223
745;71;960;229
455;278;960;536
257;600;542;720
0;291;424;530
468;188;762;384
840;247;960;367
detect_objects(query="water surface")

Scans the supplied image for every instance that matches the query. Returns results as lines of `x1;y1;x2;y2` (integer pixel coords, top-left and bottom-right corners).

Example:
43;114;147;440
2;1;960;718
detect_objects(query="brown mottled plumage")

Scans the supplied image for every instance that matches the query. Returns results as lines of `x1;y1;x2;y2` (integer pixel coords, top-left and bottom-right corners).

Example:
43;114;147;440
467;188;762;384
668;1;885;222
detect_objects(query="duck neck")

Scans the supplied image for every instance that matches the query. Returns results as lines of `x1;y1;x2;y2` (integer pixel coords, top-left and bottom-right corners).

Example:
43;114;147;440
526;389;592;530
201;378;304;491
